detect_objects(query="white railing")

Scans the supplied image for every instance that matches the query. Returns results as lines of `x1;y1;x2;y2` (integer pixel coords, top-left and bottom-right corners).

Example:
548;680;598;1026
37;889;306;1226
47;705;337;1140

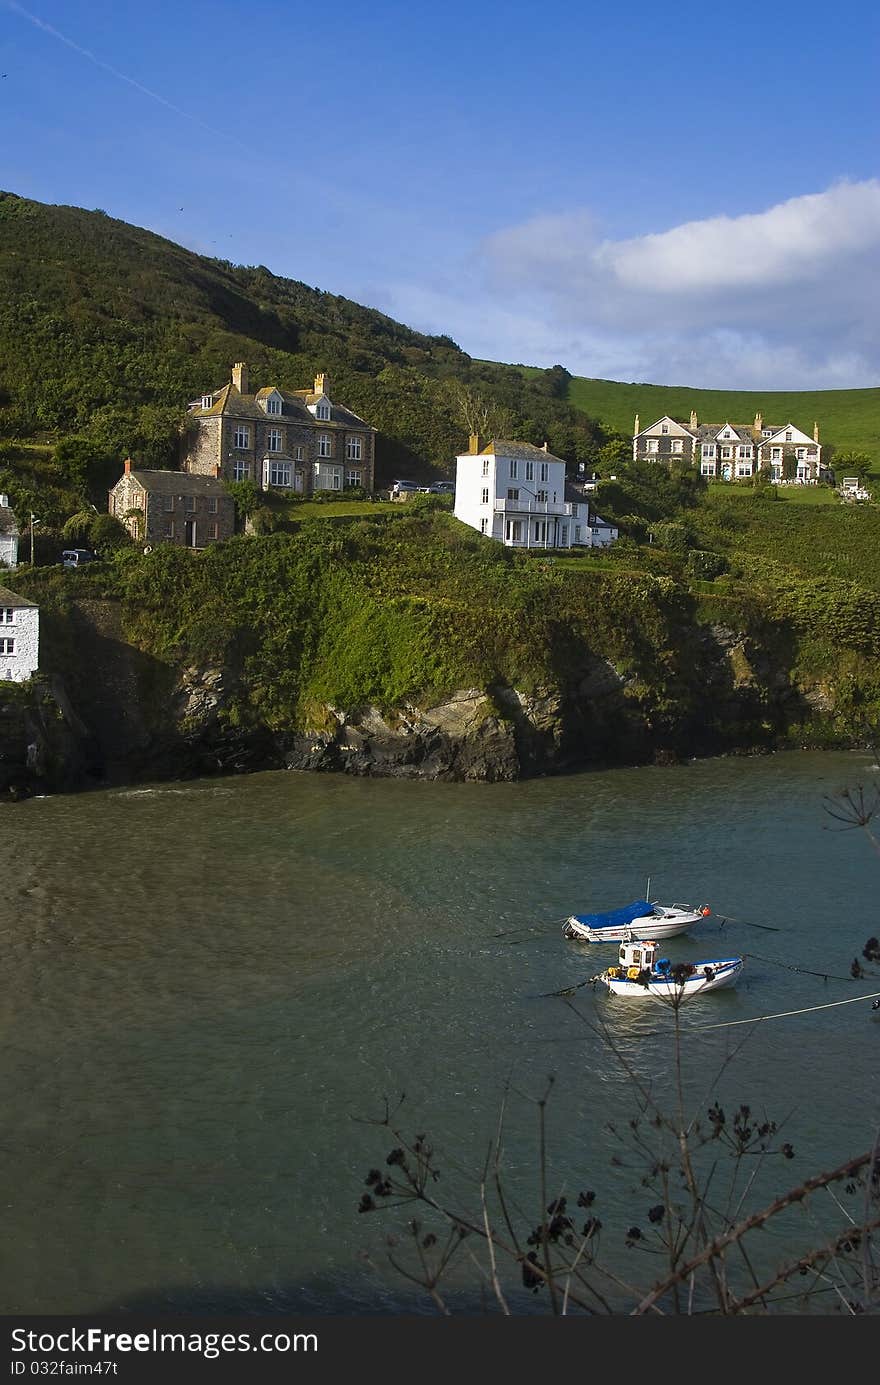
494;498;576;516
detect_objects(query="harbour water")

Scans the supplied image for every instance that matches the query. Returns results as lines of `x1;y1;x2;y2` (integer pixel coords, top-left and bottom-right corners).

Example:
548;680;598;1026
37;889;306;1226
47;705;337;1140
1;750;878;1313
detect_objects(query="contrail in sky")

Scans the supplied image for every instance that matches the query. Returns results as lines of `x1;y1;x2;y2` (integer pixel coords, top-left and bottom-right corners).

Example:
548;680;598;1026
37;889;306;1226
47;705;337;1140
5;1;246;147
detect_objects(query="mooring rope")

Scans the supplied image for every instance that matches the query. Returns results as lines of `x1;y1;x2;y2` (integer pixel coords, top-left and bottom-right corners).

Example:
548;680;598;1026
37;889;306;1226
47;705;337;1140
686;989;880;1032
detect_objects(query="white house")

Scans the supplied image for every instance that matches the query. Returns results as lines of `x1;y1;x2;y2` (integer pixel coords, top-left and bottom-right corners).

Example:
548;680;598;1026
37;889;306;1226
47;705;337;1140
0;585;39;683
0;494;19;569
454;437;617;549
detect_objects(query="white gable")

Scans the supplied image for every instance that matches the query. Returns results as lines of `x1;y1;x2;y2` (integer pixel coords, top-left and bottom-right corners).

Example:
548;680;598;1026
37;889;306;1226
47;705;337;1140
762;422;814;447
638;416;695;439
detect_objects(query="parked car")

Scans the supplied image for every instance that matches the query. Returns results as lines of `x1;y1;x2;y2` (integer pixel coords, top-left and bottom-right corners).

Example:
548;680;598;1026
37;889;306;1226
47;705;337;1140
428;481;455;493
62;548;99;569
390;480;418;496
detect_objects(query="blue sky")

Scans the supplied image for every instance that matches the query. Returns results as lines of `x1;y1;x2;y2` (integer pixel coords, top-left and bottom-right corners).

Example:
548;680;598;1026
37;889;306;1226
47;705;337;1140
2;0;879;388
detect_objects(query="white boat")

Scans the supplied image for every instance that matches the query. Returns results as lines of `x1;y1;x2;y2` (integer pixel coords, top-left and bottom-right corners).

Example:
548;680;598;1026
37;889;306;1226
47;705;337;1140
593;938;743;1000
563;898;711;944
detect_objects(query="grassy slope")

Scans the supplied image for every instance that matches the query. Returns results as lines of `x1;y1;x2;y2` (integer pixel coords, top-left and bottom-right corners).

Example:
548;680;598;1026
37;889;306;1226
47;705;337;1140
511;365;880;465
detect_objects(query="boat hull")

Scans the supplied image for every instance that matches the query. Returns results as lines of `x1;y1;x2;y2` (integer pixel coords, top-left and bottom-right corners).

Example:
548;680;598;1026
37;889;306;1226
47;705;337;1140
563;907;706;944
600;957;743;999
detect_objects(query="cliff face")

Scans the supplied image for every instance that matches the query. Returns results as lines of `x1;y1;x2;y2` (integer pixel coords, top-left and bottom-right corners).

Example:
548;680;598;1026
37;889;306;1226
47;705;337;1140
0;612;842;800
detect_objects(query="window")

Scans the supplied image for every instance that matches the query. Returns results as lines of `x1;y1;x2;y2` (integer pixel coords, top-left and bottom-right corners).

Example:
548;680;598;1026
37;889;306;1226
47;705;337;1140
332;473;342;490
738;446;753;458
771;447;782;460
701;462;716;476
505;519;522;542
266;396;281;415
671;440;683;454
163;495;174;512
346;436;362;461
785;430;792;441
771;464;782;481
721;446;732;459
480;518;488;535
269;460;292;487
318;433;332;458
507;488;519;501
184;495;196;512
736;464;753;478
574;525;582;543
525;461;534;481
560;524;568;545
206;497;217;513
796;448;806;459
0;608;12;624
267;428;283;452
0;637;14;655
536;489;548;503
233;426;250;449
316;403;330;420
208;522;219;540
346;469;362;487
509;459;518;479
534;520;548;543
661;423;669;434
201;394;213;410
164;520;175;539
481;487;489;504
481;458;490;477
540;462;549;482
646;439;658;454
233;460;251;481
762;429;772;437
702;444;715;458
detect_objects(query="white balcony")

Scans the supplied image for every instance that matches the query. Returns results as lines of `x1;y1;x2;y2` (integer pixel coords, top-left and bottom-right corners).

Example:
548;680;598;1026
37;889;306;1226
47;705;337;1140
494;497;577;517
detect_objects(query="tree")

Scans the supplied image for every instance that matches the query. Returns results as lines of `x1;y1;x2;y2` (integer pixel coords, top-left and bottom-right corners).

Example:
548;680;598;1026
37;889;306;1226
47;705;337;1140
834;452;874;483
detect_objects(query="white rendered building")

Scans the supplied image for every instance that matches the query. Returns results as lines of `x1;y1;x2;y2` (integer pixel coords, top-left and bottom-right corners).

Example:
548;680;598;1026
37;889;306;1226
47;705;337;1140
0;585;39;683
0;494;19;569
454;437;617;549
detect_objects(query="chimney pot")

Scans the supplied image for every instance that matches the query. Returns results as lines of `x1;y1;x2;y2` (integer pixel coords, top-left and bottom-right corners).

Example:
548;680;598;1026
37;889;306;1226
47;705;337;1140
689;410;698;430
314;372;328;396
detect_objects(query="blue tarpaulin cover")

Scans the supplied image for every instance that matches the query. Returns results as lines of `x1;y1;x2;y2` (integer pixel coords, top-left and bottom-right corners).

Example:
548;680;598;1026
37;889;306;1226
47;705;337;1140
570;900;653;929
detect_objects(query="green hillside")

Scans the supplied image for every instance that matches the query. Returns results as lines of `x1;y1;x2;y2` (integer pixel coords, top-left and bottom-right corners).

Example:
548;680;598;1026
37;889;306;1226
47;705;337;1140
0;191;605;519
561;374;878;465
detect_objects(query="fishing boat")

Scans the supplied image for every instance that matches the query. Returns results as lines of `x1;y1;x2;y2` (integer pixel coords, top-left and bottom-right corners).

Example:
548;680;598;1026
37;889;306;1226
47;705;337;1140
563;898;711;944
593;938;743;1000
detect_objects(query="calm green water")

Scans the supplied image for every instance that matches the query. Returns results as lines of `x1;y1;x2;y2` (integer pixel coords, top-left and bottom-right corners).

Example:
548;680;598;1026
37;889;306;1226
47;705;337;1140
1;751;878;1314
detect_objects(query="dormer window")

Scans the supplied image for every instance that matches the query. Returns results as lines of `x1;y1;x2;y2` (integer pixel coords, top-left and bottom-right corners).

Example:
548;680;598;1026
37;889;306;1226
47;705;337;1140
266;396;282;416
201;395;213;410
316;402;330;420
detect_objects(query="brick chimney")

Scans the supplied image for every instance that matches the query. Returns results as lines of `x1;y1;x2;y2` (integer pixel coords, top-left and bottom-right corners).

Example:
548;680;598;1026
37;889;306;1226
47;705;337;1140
314;372;329;397
634;414;640;435
124;458;132;474
689;409;698;430
814;421;820;441
542;441;548;452
231;361;248;394
754;411;763;434
468;433;483;454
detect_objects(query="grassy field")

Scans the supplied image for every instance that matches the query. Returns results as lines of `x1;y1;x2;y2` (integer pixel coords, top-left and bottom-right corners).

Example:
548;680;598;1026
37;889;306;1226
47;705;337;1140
509;365;880;467
707;481;840;506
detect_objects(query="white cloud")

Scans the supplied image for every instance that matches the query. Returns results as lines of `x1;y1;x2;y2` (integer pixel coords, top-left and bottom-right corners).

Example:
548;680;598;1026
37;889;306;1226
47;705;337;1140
467;180;880;387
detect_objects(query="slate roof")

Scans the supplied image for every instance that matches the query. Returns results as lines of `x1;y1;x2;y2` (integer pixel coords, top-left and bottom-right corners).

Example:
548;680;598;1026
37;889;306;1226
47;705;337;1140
0;584;37;608
192;383;374;430
480;439;567;465
113;470;232;498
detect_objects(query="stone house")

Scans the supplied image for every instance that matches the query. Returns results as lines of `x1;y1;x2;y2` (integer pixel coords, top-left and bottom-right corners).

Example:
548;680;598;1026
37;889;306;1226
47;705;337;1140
0;494;19;569
181;363;376;495
454;436;618;549
108;462;235;549
0;584;38;682
632;411;825;483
